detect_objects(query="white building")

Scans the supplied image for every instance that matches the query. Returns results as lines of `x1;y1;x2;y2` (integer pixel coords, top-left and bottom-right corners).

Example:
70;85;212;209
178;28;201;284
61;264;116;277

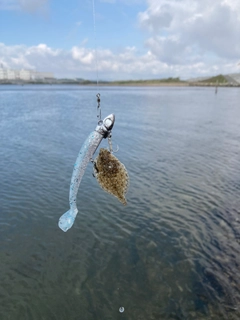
7;69;16;80
39;72;54;79
32;71;54;80
0;68;15;80
0;68;6;80
0;66;54;81
19;69;31;81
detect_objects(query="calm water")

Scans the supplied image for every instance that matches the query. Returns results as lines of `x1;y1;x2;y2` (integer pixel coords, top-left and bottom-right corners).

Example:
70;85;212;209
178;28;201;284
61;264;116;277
0;85;240;320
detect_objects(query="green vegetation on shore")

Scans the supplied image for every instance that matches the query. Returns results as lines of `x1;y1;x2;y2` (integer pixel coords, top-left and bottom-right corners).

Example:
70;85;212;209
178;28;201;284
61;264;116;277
110;77;185;85
199;74;228;84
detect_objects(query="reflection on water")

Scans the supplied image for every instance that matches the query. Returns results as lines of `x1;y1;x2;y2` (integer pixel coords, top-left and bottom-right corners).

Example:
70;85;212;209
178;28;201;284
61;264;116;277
0;85;240;319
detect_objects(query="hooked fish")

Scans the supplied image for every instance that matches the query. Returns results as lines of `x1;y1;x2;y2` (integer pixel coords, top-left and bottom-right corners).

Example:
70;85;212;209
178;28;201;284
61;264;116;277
58;114;115;232
93;148;129;205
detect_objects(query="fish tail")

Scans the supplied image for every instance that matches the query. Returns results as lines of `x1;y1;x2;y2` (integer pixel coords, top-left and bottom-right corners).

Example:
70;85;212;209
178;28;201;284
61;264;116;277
58;208;78;232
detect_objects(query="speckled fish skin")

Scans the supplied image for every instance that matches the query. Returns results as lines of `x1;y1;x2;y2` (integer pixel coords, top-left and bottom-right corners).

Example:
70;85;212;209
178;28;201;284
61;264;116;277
58;114;115;232
94;148;129;205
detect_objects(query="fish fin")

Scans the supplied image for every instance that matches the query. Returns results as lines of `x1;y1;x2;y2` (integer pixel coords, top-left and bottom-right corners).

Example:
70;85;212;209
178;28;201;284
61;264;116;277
58;209;78;232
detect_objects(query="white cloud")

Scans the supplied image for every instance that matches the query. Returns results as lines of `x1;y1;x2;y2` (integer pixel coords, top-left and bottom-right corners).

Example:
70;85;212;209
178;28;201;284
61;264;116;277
100;0;116;3
138;0;240;69
0;41;239;80
0;0;18;10
0;42;168;79
100;0;144;3
0;43;62;71
26;43;60;56
72;47;95;65
0;0;48;12
19;0;48;12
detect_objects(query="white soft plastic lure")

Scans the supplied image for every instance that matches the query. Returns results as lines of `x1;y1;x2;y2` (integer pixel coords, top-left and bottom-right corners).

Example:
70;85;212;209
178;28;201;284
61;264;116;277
58;114;115;232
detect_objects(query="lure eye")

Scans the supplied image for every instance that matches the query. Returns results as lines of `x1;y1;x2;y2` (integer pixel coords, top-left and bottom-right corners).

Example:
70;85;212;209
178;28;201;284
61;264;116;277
105;118;112;127
103;114;115;131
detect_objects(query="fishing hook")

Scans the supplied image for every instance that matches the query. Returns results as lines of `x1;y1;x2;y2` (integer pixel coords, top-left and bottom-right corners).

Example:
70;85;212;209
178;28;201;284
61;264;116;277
108;133;119;153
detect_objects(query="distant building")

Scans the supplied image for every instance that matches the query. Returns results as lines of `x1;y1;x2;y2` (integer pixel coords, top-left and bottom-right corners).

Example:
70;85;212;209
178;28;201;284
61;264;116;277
19;69;31;81
0;68;6;80
33;71;54;80
7;69;16;80
0;66;54;81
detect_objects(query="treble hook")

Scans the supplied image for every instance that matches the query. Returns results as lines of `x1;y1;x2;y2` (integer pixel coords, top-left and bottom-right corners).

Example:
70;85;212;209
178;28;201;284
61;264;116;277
108;133;119;153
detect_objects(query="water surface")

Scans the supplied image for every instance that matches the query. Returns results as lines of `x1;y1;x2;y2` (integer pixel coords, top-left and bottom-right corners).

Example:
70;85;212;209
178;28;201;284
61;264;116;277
0;85;240;319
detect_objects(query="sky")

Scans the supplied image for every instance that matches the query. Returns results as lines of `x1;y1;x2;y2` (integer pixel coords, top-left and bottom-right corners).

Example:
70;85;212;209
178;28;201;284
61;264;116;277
0;0;240;80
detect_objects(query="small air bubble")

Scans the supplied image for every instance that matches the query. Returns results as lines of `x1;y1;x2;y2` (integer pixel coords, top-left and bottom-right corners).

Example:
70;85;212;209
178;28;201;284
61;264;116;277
119;307;124;313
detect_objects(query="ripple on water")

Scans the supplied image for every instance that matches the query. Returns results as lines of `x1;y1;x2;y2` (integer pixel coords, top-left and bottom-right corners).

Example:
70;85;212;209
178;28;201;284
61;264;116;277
1;86;240;319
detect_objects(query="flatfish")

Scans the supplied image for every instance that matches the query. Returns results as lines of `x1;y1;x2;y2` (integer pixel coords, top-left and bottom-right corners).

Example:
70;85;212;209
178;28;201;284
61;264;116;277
94;148;129;205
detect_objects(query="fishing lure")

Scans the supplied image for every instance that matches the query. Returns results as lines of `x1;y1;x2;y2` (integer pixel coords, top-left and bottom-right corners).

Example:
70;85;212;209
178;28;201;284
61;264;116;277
58;114;115;232
93;148;129;205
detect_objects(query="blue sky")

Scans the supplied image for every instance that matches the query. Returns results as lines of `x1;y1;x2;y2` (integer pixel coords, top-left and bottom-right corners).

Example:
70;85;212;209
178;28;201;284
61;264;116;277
1;0;145;49
0;0;240;79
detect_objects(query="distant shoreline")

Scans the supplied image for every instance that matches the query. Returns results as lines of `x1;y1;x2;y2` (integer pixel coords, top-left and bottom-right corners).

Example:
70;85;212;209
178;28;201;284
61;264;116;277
0;81;239;87
1;73;240;87
0;77;240;88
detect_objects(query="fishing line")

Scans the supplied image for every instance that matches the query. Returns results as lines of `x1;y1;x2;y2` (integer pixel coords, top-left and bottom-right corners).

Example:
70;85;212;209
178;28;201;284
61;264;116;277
92;0;101;122
92;0;118;153
92;0;99;87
